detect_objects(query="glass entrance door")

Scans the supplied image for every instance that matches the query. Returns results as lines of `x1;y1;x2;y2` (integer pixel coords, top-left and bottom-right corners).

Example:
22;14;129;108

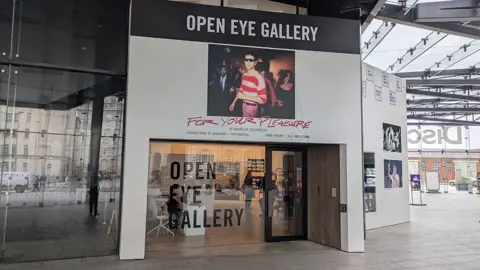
264;147;306;242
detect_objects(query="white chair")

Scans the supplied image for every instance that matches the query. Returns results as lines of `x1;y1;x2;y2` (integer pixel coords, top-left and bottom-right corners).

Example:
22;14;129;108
146;197;174;239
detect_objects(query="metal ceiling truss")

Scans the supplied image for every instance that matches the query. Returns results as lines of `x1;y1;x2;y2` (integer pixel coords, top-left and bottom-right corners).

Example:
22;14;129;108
386;31;447;73
396;66;480;78
362;0;389;33
406;122;474;126
362;21;396;60
407;107;480;112
401;0;420;14
414;0;480;23
406;88;480;102
407;115;480;125
407;79;480;86
407;98;444;105
408;101;480;107
380;1;480;125
377;3;480;39
426;40;480;77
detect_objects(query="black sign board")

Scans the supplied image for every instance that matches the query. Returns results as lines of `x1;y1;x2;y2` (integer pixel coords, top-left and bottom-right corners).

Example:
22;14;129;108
130;0;360;54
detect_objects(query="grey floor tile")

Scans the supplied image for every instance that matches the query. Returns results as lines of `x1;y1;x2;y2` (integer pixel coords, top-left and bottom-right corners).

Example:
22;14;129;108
2;188;480;269
440;262;480;270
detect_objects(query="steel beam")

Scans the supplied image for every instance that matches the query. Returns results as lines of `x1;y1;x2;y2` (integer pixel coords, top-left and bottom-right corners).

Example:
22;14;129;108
377;4;480;39
427;40;480;76
362;0;389;33
407;107;480;112
414;0;480;23
407;122;479;126
406;88;480;102
397;67;480;78
362;21;396;60
407;98;444;104
386;31;447;73
407;79;480;86
407;115;480;124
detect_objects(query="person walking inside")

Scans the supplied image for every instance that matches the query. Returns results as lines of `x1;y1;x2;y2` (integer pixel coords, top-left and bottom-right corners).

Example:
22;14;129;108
242;171;254;210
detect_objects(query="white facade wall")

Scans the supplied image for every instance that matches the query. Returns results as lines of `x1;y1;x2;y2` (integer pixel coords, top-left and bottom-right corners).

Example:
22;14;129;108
362;63;411;230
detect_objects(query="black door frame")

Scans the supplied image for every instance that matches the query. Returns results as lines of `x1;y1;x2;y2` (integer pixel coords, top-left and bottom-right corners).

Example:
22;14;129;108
264;145;308;242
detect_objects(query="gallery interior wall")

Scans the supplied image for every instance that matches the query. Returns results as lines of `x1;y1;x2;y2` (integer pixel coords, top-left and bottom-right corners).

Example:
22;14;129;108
362;63;410;230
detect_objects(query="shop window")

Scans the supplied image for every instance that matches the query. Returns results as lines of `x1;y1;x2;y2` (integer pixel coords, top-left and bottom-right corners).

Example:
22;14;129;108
146;142;266;253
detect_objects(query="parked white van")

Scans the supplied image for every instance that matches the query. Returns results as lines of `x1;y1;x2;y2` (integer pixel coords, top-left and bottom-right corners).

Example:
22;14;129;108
0;172;29;193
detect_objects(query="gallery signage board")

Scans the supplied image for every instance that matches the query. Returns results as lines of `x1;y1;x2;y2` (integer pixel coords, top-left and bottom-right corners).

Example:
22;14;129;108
128;0;361;144
130;0;360;54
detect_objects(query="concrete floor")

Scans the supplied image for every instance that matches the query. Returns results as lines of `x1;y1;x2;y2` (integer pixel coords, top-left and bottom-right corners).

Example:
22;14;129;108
2;188;480;269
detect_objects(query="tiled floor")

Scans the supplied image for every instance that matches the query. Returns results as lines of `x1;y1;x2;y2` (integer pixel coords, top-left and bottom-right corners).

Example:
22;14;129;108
3;187;480;269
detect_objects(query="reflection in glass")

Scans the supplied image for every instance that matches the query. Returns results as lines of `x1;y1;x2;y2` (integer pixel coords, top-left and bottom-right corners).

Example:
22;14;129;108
146;142;265;252
0;65;124;262
269;151;303;237
0;0;129;72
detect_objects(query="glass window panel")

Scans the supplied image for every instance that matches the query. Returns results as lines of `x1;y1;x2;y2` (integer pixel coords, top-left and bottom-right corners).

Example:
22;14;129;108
0;64;124;262
0;1;14;58
146;142;265;252
3;0;128;72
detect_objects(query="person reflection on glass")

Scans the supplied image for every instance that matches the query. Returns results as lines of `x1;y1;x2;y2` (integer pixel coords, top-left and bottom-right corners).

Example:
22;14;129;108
242;171;254;211
89;184;99;217
167;184;183;229
229;53;267;117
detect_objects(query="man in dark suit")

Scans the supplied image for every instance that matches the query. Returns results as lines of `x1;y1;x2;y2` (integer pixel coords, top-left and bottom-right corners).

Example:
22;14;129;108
209;65;235;116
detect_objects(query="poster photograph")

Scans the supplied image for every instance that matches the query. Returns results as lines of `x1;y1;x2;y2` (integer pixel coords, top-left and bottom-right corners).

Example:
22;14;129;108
384;159;403;188
383;123;402;153
207;44;295;119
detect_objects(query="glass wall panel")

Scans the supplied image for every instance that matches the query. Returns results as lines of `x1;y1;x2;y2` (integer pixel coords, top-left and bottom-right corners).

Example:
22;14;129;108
0;1;14;59
0;0;129;73
146;142;265;252
0;64;124;262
